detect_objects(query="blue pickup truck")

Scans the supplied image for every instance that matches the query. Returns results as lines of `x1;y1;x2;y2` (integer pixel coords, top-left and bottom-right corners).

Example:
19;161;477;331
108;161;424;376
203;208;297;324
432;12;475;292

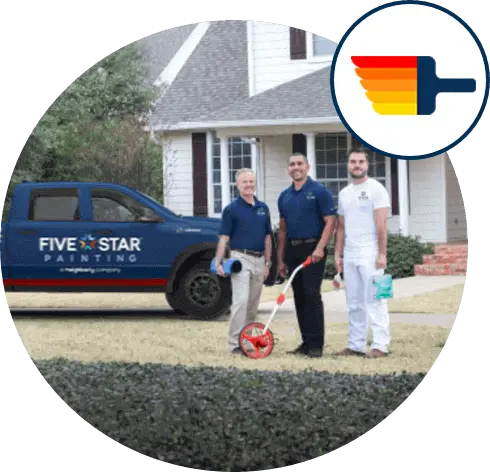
1;181;278;319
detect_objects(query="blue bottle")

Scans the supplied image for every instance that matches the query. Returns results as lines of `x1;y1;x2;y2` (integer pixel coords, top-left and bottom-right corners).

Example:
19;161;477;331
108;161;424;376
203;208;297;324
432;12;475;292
372;273;393;300
210;257;242;275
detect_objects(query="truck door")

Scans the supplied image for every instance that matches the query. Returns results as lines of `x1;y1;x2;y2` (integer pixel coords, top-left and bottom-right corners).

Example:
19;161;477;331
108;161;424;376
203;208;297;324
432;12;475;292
86;186;177;290
5;186;90;287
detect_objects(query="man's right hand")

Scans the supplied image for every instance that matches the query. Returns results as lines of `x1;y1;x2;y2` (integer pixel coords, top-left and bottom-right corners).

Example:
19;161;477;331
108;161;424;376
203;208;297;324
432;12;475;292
216;264;226;277
278;261;288;278
334;255;343;274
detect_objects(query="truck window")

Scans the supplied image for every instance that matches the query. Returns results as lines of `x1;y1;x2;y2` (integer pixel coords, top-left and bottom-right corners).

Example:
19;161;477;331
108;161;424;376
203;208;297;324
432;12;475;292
91;189;161;222
28;188;80;221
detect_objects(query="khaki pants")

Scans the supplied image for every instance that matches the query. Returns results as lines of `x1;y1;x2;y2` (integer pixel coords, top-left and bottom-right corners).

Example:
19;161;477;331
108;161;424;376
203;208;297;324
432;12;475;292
228;250;265;351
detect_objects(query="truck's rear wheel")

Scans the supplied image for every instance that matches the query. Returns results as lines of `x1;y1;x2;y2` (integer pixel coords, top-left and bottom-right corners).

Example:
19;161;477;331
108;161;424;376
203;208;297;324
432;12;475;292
172;260;231;319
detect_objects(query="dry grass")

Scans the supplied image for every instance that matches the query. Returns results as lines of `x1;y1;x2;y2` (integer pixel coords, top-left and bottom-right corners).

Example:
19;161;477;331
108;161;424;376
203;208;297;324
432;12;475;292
388;284;464;314
13;314;448;375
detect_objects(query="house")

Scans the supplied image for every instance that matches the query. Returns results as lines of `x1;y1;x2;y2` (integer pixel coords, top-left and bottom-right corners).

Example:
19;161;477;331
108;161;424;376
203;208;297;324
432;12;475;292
137;20;467;248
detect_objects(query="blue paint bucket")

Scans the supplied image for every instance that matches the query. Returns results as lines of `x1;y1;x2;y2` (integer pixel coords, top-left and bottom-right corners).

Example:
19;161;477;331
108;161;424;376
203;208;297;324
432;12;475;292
210;257;242;275
372;273;393;300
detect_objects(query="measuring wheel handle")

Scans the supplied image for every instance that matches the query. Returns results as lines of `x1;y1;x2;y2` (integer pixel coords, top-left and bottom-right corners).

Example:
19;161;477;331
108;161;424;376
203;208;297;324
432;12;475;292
237;256;312;359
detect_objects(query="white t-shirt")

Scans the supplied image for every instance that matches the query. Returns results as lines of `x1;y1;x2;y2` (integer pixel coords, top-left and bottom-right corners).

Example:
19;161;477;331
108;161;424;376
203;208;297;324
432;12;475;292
337;178;390;256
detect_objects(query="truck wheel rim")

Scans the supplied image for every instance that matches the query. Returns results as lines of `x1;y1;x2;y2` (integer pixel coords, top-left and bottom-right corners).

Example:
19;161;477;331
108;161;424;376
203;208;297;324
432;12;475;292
186;272;220;308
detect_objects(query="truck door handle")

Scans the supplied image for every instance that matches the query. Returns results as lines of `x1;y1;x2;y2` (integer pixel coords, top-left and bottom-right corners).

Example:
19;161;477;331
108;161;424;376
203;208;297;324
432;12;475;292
95;230;112;235
19;230;37;235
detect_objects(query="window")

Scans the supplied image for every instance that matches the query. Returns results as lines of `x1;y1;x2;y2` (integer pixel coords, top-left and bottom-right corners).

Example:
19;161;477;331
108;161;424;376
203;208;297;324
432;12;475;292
228;137;252;200
315;133;389;209
211;134;253;214
290;27;337;60
312;34;337;57
315;133;349;208
211;134;223;214
350;136;387;187
91;189;161;222
28;188;80;221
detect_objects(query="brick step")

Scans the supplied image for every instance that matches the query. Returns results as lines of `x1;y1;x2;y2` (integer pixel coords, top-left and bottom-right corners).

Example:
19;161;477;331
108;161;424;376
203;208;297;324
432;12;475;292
433;245;468;255
423;254;468;264
414;263;467;275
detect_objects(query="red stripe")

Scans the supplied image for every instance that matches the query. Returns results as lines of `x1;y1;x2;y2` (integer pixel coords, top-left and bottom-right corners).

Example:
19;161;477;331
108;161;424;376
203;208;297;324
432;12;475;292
351;56;417;68
3;278;167;287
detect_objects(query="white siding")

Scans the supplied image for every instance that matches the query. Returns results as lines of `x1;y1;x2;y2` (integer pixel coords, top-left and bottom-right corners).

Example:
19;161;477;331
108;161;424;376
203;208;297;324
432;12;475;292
445;155;467;241
250;22;331;95
408;155;447;243
162;132;193;216
262;135;292;225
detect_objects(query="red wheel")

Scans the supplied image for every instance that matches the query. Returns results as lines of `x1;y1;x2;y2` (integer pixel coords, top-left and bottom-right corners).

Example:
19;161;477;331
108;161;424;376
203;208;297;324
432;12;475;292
239;322;274;359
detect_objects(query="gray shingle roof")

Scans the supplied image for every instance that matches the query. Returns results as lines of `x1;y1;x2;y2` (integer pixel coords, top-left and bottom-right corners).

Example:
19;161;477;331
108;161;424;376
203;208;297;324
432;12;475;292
202;66;337;122
138;23;198;83
149;20;248;128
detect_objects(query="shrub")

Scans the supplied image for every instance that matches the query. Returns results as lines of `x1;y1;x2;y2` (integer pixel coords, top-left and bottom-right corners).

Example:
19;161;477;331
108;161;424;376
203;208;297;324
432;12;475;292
271;226;433;281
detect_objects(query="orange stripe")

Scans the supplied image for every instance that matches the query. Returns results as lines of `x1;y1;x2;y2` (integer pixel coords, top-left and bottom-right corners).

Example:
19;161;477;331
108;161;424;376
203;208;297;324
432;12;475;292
366;91;417;103
360;79;417;91
355;68;417;80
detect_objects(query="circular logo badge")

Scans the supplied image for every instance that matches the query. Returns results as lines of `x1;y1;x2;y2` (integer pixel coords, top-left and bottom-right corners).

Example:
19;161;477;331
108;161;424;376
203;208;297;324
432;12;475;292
330;1;489;159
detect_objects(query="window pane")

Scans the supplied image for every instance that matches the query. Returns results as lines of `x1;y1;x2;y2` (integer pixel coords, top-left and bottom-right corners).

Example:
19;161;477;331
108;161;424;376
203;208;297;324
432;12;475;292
327;165;337;178
317;165;326;179
213;170;220;183
214;199;222;214
243;143;251;156
30;194;79;221
316;150;327;165
243;157;251;169
313;35;337;56
376;162;386;177
326;149;337;163
213;157;220;170
315;135;325;150
214;185;221;198
338;165;347;178
232;142;242;156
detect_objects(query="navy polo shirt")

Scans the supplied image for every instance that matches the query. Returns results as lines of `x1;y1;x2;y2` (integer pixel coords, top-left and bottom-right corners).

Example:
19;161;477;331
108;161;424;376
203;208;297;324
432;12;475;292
278;177;336;240
220;196;273;252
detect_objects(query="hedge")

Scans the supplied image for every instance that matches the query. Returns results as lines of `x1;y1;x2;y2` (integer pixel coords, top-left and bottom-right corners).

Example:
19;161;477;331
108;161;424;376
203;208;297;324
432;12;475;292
272;227;434;280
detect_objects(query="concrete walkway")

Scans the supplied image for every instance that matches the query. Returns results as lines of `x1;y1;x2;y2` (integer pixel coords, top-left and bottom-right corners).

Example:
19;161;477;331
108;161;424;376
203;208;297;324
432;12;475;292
257;275;464;329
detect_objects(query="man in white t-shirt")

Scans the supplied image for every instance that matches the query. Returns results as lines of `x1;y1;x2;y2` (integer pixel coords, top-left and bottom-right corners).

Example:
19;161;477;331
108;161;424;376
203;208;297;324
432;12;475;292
334;149;391;358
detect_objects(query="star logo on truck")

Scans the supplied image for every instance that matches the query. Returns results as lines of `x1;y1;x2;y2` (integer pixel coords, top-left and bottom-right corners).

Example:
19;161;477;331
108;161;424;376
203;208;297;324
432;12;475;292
79;234;98;251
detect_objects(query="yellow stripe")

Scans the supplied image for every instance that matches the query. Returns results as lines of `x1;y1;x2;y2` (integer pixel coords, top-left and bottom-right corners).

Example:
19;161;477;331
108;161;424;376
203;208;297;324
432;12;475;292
366;91;417;103
372;103;417;115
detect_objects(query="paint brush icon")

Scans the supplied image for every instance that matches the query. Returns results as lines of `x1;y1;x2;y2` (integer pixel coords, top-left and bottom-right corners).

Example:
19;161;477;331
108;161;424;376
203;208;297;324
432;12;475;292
352;56;476;115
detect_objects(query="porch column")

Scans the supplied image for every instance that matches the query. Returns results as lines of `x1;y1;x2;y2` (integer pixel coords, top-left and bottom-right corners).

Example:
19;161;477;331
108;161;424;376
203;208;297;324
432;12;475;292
305;132;316;179
397;158;410;236
220;137;231;208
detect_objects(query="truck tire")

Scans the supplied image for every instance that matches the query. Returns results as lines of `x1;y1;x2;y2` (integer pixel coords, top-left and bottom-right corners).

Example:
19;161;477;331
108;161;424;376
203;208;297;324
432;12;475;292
172;260;231;320
165;292;184;314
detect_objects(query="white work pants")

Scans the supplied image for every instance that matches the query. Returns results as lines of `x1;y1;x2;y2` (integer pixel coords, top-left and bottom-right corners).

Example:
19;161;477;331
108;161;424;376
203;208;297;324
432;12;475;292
343;251;390;353
228;251;265;351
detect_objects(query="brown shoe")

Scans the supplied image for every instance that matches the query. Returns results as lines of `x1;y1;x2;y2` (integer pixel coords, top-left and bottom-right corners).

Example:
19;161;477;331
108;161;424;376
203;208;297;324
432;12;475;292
367;349;388;358
334;347;366;357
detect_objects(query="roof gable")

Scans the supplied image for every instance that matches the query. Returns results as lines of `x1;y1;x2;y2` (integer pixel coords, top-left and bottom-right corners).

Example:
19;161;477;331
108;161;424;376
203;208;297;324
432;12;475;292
148;20;249;128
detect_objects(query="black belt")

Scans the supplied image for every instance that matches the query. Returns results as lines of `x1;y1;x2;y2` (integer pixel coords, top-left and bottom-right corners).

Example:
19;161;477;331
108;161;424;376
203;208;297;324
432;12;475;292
232;248;264;258
289;238;319;246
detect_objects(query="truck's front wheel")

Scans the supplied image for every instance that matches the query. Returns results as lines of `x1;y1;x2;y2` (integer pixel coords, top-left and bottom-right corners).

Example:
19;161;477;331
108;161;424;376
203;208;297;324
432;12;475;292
171;261;231;319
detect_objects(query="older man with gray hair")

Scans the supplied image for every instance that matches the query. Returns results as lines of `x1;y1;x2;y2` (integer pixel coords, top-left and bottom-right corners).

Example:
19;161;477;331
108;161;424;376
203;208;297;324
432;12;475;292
215;168;273;355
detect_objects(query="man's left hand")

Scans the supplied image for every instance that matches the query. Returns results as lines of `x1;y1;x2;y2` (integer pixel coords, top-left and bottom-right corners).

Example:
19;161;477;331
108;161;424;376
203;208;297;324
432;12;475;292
263;265;270;280
376;253;387;269
312;247;324;263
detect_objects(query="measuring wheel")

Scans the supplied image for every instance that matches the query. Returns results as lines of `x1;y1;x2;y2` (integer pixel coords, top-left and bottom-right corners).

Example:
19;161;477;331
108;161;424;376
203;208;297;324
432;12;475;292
239;322;274;359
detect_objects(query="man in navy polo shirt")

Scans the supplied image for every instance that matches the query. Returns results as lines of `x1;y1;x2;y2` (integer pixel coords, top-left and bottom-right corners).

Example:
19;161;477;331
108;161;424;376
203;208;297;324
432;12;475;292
215;168;273;355
277;152;337;357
